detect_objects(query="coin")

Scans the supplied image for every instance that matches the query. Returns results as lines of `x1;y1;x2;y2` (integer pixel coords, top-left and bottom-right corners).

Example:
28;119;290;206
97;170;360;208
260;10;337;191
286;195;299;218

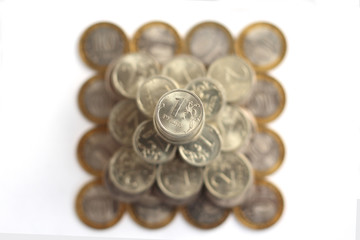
75;178;125;229
235;22;287;72
132;120;176;165
136;75;179;118
233;179;284;229
108;99;146;146
161;54;206;88
78;75;118;124
131;21;183;65
104;58;126;100
111;52;160;99
208;55;256;104
179;124;221;167
185;21;234;66
77;125;120;176
79;22;129;71
245;73;285;124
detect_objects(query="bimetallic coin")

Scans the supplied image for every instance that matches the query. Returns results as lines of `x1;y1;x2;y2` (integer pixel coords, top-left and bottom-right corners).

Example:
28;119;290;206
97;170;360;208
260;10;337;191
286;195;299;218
179;124;221;167
185;22;234;66
132;21;183;65
133;120;176;165
111;52;160;99
161;54;206;88
245;74;286;124
77;125;120;176
136;75;178;118
75;178;125;229
78;75;117;124
79;22;129;71
236;22;287;71
208;55;256;104
233;179;284;229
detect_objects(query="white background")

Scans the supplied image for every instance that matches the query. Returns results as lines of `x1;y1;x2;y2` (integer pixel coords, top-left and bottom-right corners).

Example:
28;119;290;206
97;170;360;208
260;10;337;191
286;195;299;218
0;0;360;239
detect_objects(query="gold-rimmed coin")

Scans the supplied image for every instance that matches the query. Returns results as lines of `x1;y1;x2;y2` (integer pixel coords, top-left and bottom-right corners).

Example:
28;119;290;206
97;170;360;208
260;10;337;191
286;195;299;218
75;178;125;229
235;22;286;72
131;21;183;65
79;22;129;71
233;179;284;229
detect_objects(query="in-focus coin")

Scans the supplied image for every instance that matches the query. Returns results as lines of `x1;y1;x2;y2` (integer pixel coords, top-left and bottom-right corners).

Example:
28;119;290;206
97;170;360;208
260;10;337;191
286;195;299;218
179;124;221;167
75;178;125;229
185;77;225;121
233;179;284;229
111;52;160;99
79;22;129;71
161;54;206;88
185;22;234;66
133;120;176;164
77;125;120;176
208;55;256;104
235;22;287;72
136;75;178;118
78;75;118;124
131;21;183;65
245;73;285;124
108;99;146;146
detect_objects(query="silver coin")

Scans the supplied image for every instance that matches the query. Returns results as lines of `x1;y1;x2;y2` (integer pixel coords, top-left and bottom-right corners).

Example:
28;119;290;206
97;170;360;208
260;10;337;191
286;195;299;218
104;58;126;100
136;75;178;118
185;77;225;121
109;146;156;195
179;124;221;167
207;55;256;104
108;99;146;146
132;120;176;165
111;52;160;99
161;54;206;88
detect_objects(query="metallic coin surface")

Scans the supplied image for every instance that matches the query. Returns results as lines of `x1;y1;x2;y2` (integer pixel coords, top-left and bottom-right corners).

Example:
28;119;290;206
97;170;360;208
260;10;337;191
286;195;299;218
111;52;160;99
233;179;284;229
132;21;183;65
77;125;120;176
161;54;206;88
185;22;234;66
208;55;256;104
104;58;126;100
75;178;125;229
236;22;287;72
133;120;176;164
245;74;285;124
79;22;129;71
136;75;178;118
78;75;117;124
108;99;146;146
179;124;221;167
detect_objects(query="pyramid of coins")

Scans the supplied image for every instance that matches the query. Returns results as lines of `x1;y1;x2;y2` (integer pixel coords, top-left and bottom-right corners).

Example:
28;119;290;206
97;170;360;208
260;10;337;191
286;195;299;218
76;21;286;230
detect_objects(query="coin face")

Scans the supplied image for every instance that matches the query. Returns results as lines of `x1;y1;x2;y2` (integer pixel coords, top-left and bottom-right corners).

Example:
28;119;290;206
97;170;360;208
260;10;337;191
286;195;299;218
179;124;221;167
185;22;234;66
132;21;183;65
78;75;118;124
236;22;287;71
208;55;256;104
245;73;285;124
136;75;178;117
233;179;284;229
132;120;176;164
75;178;125;229
111;52;160;99
77;126;120;176
79;22;129;71
104;58;126;100
161;54;206;88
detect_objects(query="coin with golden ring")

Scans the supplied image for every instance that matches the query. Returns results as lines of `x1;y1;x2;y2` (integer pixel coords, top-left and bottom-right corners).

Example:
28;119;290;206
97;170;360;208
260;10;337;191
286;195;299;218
75;178;125;229
235;22;286;72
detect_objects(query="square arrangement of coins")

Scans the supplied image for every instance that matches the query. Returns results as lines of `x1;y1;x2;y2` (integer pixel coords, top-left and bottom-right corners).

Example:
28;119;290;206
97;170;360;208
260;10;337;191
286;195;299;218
76;20;286;230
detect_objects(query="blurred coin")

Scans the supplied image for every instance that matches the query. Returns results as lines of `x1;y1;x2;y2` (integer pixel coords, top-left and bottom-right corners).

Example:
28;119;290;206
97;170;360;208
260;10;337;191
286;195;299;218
79;22;129;71
104;58;126;100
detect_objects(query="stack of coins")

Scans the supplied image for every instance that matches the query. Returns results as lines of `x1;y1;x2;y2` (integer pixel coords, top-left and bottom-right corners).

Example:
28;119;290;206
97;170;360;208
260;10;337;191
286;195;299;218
76;20;286;230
